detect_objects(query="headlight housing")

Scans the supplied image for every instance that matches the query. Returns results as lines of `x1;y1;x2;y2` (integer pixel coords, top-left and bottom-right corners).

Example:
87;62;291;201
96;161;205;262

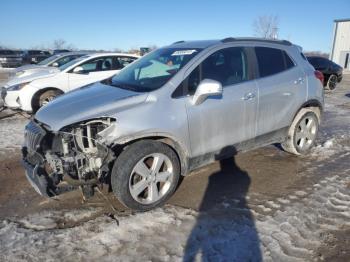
7;82;31;91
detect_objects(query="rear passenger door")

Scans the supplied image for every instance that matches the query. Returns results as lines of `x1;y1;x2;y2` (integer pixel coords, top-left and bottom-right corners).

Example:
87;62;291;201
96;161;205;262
254;46;307;136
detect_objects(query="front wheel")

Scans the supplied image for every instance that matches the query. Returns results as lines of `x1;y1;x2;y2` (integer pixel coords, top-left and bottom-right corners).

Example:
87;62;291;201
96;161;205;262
282;109;319;155
111;140;180;211
38;89;63;108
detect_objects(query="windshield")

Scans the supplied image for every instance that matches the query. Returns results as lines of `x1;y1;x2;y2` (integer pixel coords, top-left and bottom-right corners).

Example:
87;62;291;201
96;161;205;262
106;47;202;92
38;55;60;65
59;56;86;71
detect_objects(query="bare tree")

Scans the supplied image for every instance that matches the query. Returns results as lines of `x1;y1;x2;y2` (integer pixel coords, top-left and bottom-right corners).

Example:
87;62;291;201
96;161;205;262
253;15;279;39
53;39;66;49
52;39;75;50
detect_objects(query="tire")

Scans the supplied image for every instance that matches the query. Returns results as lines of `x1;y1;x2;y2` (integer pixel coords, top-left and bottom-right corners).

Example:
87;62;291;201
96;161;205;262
282;109;319;155
326;74;338;91
38;89;63;109
111;140;180;211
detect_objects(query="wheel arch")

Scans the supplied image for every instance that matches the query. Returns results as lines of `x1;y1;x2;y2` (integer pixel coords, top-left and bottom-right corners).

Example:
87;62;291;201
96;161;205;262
112;135;189;176
292;99;323;124
31;87;64;111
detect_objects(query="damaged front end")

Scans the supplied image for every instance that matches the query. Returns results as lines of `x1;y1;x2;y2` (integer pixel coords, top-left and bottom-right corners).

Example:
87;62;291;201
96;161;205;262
22;118;116;198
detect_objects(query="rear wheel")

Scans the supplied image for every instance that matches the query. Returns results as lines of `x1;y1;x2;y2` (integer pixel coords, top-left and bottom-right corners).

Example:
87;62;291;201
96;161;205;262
111;140;180;211
326;74;338;91
282;109;319;155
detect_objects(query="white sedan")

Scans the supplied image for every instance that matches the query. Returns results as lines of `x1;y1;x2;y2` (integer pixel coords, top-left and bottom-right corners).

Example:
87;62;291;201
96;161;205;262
9;51;89;79
2;53;139;112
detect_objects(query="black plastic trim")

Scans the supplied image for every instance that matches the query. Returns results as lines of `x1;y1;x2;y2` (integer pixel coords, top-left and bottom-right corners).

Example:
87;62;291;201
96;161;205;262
221;37;292;46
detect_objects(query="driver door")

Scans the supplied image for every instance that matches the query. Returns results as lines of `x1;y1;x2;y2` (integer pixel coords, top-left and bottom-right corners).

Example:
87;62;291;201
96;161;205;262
68;56;121;90
183;47;258;157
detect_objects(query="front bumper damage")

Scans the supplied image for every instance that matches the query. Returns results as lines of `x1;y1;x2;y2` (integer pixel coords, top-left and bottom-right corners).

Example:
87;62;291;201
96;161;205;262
22;159;53;197
22;119;115;198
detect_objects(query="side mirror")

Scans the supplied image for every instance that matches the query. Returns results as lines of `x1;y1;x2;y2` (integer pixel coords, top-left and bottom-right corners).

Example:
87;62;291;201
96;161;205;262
73;66;84;74
51;62;59;67
192;79;223;105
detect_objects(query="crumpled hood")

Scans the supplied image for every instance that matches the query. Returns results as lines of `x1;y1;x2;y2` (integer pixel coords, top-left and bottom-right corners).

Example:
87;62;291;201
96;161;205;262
35;82;148;131
5;68;59;87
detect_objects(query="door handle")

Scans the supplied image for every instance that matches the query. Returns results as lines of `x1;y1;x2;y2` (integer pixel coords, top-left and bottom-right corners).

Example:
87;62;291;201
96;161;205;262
294;77;304;85
242;92;255;101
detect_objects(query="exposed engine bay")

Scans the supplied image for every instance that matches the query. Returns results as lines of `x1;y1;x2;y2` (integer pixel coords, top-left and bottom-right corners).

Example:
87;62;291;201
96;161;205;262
22;118;116;197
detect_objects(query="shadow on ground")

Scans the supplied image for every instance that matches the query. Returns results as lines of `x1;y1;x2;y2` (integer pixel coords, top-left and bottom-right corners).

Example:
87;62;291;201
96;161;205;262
183;147;262;261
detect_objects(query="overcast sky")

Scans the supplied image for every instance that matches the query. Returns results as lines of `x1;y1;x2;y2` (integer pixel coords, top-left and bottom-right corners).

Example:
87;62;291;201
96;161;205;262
1;0;349;52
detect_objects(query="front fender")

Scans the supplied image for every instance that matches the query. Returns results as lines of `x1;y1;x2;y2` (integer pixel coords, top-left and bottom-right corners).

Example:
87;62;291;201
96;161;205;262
100;130;190;176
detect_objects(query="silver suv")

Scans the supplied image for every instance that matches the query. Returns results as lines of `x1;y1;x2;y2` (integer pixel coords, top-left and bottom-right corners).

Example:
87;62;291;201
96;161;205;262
22;38;324;211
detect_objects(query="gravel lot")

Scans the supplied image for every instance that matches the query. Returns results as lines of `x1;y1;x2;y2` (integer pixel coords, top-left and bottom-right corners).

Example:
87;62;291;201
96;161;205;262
0;72;349;261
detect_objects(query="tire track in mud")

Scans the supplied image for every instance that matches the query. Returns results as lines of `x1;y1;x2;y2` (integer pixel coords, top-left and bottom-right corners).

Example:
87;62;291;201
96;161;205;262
245;147;350;261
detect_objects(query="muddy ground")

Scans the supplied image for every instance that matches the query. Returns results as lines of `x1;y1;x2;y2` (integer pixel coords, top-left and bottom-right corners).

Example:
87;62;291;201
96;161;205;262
0;72;349;261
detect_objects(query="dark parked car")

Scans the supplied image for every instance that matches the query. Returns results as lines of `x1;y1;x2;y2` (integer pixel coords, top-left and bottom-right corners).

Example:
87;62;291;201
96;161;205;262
0;49;23;68
53;49;71;55
306;56;343;90
22;50;51;64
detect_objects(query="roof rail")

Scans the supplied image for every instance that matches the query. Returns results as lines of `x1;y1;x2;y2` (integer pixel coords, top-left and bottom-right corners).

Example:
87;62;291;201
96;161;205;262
221;37;292;46
221;37;236;43
172;40;185;45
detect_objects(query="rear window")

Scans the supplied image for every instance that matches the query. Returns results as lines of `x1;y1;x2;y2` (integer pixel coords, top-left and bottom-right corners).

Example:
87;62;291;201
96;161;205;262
255;47;295;78
308;57;330;68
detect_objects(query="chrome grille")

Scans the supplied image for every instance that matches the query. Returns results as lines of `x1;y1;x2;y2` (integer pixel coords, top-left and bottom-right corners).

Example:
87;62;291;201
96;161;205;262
24;120;46;152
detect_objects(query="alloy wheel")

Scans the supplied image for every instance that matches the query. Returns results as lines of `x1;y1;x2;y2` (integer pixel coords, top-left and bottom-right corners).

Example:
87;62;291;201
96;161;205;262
327;75;337;90
129;153;174;204
294;114;317;152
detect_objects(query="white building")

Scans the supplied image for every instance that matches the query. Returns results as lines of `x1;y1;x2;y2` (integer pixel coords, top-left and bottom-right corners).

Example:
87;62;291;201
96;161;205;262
330;19;350;71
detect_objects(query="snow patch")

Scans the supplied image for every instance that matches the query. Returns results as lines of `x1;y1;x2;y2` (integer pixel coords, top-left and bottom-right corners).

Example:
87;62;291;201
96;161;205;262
0;114;27;156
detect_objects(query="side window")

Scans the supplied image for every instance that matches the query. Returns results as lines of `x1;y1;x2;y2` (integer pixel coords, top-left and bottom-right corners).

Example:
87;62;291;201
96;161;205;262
187;66;200;95
113;56;137;70
318;58;330;68
177;47;249;96
283;51;295;69
102;57;113;70
255;47;293;77
56;55;80;67
75;56;113;73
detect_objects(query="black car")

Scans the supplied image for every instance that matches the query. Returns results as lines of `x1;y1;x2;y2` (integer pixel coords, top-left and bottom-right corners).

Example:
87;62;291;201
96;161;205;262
22;50;51;64
0;49;23;68
306;56;343;90
53;49;71;55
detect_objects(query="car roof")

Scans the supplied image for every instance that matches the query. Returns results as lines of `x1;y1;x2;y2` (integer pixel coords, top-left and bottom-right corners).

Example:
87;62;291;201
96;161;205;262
56;51;92;56
168;37;293;49
82;52;140;58
168;40;221;49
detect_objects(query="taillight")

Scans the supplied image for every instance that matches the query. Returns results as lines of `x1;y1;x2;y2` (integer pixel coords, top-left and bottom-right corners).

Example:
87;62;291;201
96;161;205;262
314;70;324;85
